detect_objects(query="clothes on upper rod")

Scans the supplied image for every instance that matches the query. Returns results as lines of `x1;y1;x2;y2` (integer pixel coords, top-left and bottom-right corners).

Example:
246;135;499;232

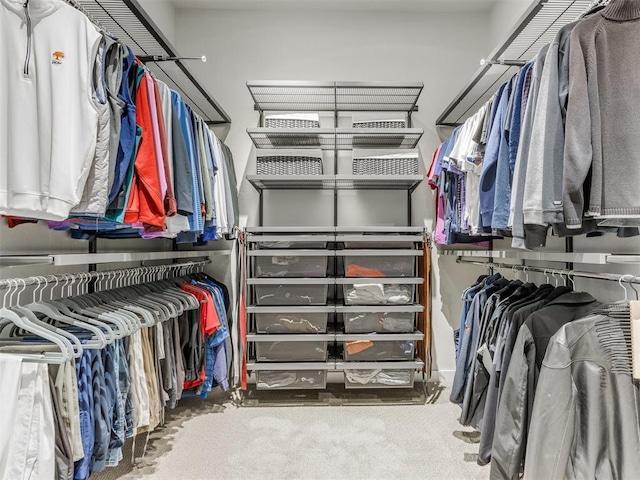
0;0;238;242
432;0;640;247
0;273;232;480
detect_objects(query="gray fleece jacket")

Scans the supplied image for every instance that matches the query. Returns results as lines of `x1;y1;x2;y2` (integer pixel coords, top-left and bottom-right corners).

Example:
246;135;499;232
521;21;578;244
563;0;640;228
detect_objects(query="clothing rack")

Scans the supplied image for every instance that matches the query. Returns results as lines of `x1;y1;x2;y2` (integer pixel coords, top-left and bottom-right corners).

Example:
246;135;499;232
0;260;209;306
456;258;640;285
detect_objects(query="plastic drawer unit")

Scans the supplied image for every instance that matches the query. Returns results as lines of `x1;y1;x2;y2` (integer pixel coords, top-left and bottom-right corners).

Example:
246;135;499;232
248;306;332;334
249;250;332;278
338;332;424;362
249;278;332;306
248;362;331;390
337;305;423;333
338;360;424;389
249;334;332;362
341;249;422;277
338;278;423;306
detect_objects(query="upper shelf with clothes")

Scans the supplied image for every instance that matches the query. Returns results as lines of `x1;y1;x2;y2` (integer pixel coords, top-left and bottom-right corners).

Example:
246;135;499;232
247;81;424;113
435;0;595;128
69;0;231;124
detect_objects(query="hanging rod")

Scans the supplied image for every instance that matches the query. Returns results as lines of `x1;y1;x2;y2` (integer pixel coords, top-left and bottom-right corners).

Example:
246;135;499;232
479;59;527;67
456;258;640;285
138;55;207;63
0;259;210;292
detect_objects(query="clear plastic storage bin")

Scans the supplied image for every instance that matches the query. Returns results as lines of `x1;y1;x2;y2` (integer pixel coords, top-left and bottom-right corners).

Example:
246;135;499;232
342;339;416;361
344;368;415;388
343;310;415;333
344;254;416;277
256;370;327;390
342;282;416;305
254;254;329;278
256;341;328;362
255;311;329;334
253;283;329;306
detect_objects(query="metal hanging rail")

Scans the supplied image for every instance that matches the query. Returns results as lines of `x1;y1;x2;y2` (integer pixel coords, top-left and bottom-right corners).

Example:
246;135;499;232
436;0;593;127
456;258;640;285
0;259;210;294
66;0;231;124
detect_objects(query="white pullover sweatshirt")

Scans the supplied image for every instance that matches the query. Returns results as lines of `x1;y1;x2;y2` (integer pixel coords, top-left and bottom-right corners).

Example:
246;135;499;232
0;0;102;220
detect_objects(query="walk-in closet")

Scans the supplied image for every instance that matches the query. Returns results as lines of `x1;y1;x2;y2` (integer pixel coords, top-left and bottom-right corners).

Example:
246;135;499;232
1;0;638;478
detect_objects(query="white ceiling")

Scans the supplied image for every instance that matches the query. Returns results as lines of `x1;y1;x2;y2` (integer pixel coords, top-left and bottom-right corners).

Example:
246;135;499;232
170;0;499;13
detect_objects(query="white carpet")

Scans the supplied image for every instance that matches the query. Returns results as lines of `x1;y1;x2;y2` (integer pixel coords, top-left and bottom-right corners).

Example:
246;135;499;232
93;385;490;480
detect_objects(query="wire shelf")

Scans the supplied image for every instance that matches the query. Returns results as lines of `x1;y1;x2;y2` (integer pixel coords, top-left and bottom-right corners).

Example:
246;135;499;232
247;175;423;191
247;81;423;113
247;128;423;150
436;0;593;127
72;0;230;124
248;128;335;149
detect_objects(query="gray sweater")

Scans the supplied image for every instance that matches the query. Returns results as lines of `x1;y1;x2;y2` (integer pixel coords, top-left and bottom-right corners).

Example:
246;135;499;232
563;0;640;228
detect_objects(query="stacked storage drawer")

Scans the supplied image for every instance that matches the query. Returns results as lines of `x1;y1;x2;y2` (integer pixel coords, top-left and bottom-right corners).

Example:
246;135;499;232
336;238;425;389
247;232;334;390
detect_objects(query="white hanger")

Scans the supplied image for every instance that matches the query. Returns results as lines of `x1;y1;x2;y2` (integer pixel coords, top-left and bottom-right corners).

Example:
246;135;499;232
0;280;73;363
24;276;108;349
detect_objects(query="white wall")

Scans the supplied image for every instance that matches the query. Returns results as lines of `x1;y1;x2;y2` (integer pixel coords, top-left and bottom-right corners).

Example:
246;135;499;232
488;0;532;47
138;0;177;45
174;6;491;381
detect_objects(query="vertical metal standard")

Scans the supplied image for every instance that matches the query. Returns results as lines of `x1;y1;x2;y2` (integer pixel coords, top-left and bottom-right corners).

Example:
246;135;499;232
88;237;97;293
334;89;339;227
259;190;264;227
488;238;494;275
565;236;574;275
407;191;412;226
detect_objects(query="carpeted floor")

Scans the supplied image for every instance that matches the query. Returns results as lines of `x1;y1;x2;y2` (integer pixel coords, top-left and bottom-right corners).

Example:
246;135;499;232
93;384;490;480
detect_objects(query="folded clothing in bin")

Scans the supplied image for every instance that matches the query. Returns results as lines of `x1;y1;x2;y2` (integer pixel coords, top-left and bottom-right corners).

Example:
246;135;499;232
345;340;374;355
346;264;386;277
345;340;415;361
266;315;322;333
257;371;324;389
345;283;413;305
345;369;412;386
257;255;327;278
345;312;414;333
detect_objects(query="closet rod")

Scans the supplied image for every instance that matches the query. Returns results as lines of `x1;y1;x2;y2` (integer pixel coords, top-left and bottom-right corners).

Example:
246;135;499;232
0;259;210;291
479;59;527;67
456;258;640;285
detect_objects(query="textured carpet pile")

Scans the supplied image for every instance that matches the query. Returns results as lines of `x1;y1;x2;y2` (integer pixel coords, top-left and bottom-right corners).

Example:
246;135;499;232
93;385;490;480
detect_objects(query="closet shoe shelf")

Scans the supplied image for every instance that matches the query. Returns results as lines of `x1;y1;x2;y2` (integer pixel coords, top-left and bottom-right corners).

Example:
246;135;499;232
247;175;423;191
247;128;424;150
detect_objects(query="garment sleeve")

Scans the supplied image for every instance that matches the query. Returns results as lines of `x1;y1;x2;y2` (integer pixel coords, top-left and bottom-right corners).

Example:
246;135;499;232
523;336;575;480
490;326;534;480
562;29;592;229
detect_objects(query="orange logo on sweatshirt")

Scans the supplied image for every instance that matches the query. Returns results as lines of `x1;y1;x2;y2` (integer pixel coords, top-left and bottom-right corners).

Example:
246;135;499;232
52;51;64;65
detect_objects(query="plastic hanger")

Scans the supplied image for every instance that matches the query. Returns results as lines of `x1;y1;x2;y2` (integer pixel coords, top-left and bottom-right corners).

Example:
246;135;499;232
23;277;107;349
0;280;74;363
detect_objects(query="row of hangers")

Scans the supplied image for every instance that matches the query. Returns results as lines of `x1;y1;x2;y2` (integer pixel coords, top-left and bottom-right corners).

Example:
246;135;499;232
0;262;208;364
480;261;639;374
